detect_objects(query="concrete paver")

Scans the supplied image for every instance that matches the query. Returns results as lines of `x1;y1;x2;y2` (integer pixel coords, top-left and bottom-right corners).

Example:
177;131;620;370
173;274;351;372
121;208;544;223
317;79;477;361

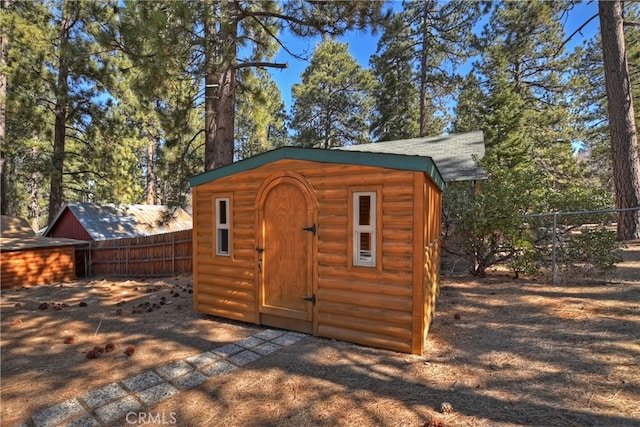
94;395;142;425
155;360;193;381
82;383;128;409
32;399;84;427
211;343;244;358
122;371;164;392
200;359;238;377
171;371;209;390
136;383;179;406
227;350;261;366
185;351;221;369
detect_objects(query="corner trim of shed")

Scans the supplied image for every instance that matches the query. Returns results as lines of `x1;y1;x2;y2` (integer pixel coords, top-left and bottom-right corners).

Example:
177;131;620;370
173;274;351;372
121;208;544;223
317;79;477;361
189;147;445;191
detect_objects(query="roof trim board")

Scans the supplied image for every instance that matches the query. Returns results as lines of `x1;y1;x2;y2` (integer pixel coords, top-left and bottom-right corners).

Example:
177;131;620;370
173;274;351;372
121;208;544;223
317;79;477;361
188;147;445;190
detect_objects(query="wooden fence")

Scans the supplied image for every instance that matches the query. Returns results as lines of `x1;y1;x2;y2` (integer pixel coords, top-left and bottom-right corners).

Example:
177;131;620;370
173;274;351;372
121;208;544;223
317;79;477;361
80;229;193;278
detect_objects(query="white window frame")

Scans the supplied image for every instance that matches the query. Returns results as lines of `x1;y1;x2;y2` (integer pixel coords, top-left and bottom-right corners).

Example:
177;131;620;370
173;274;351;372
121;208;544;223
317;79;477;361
353;191;376;267
216;198;230;256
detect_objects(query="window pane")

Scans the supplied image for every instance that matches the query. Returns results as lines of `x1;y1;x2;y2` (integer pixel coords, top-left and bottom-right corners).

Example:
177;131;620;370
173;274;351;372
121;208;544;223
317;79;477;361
359;195;370;225
360;232;371;251
219;200;227;224
218;229;229;254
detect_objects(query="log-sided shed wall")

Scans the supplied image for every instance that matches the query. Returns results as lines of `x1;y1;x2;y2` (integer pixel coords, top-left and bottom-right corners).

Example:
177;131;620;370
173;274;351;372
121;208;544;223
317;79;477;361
1;216;83;289
189;148;444;354
1;242;77;289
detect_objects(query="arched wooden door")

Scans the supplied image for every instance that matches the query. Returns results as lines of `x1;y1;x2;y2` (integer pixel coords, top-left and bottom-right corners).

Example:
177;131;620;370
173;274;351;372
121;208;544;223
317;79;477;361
256;172;318;334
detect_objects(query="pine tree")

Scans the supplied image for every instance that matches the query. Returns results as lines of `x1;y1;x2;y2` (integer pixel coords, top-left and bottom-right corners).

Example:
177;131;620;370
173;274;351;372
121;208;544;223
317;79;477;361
291;38;375;148
0;0;7;215
446;1;615;276
370;13;419;142
403;0;481;136
451;73;485;133
598;0;640;240
473;1;582;180
2;0;57;225
113;1;386;171
235;68;289;159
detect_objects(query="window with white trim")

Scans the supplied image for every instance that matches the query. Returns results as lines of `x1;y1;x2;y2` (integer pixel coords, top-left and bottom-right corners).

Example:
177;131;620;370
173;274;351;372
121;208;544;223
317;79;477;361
216;198;230;256
353;192;376;267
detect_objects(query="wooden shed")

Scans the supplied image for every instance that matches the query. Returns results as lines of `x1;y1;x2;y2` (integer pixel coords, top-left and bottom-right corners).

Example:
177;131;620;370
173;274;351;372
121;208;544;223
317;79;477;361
189;147;444;354
1;216;87;289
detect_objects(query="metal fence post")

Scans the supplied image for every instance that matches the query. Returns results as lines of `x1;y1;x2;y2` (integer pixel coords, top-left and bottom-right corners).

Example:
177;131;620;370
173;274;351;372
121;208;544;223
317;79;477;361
552;213;557;285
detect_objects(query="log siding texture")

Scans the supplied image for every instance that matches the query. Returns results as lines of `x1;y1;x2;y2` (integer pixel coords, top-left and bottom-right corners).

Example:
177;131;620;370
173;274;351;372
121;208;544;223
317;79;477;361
190;148;444;354
1;245;76;289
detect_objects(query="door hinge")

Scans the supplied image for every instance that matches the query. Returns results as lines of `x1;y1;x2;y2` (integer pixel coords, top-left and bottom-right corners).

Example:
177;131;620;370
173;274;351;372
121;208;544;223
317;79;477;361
302;294;316;305
302;223;316;235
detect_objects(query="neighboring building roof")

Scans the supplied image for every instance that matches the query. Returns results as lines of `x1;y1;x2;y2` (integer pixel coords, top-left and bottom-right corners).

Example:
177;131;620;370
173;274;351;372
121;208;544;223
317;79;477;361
189;146;445;190
1;216;35;238
0;236;89;252
0;215;89;252
44;203;193;240
336;130;487;182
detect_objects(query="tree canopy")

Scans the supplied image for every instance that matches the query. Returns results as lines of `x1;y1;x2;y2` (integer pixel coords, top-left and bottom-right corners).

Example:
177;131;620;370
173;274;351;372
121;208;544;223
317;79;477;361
291;38;375;148
1;0;636;254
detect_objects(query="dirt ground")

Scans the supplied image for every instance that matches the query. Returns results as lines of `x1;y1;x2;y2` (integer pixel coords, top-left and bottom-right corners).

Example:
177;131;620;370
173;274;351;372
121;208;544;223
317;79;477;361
1;244;639;426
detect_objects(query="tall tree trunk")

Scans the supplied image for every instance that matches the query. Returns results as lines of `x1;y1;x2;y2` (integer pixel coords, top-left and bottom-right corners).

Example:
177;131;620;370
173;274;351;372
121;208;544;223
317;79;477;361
599;0;640;240
204;1;237;171
48;1;71;223
418;3;430;137
0;0;9;215
29;148;41;230
145;140;156;204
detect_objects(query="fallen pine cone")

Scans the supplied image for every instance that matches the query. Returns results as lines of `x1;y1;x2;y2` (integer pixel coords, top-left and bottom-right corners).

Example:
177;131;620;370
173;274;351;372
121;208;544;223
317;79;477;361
86;349;100;359
124;345;136;356
424;417;445;427
93;346;105;355
63;336;75;344
38;302;49;310
453;313;461;320
105;342;115;353
440;402;454;414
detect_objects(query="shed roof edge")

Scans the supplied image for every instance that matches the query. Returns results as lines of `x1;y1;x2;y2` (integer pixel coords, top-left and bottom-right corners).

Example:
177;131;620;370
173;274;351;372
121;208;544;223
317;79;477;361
189;147;445;190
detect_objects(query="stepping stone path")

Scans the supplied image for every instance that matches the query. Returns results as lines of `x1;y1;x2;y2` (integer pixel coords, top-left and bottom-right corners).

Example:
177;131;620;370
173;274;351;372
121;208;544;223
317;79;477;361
20;329;306;427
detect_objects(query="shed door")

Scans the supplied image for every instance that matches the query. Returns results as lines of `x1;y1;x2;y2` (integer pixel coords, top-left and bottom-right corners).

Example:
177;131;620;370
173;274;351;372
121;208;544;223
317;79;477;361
258;176;316;334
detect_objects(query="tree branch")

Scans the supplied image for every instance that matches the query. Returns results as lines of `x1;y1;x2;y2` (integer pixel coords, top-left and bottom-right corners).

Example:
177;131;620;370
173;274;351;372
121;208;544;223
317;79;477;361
555;13;599;57
248;15;310;61
233;61;288;71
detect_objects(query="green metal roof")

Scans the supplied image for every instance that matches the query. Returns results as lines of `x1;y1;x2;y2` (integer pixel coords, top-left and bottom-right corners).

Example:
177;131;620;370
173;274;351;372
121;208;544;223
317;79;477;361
189;147;445;190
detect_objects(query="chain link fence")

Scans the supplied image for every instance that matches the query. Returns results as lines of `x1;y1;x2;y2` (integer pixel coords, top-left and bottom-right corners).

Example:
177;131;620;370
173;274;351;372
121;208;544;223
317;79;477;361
522;207;640;284
443;206;640;284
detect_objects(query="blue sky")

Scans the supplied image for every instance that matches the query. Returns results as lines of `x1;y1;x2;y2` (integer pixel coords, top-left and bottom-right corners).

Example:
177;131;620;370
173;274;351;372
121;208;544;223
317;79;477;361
268;1;601;115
